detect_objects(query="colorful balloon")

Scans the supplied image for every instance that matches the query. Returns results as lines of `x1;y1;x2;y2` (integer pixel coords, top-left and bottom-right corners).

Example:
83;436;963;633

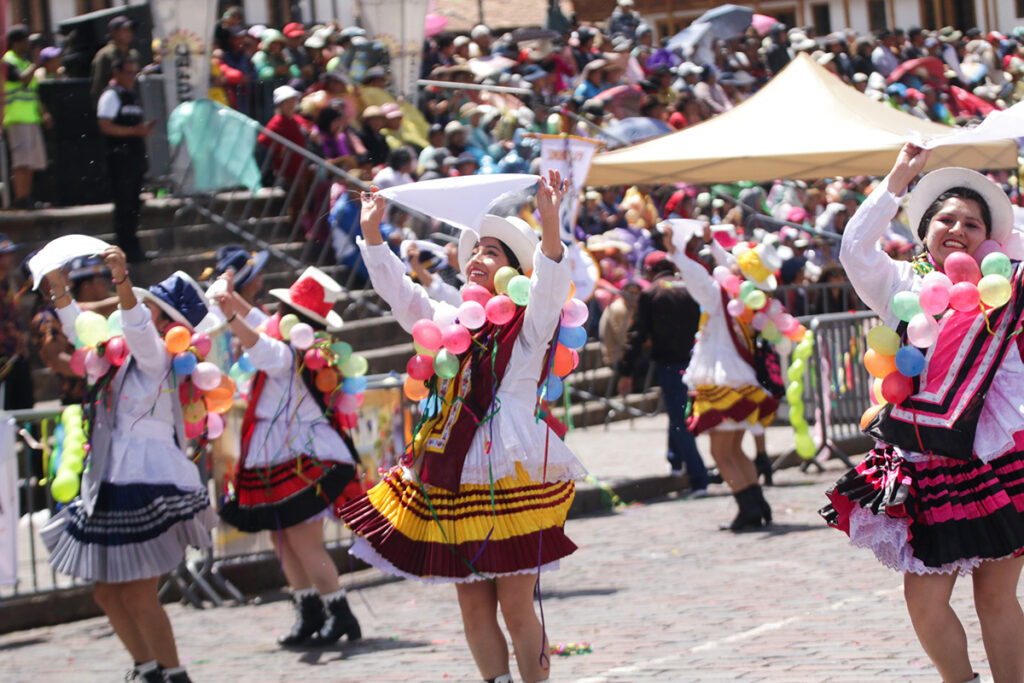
744;289;767;310
864;348;897;379
552;344;573;377
339;354;368;377
978;274;1012;308
238;353;256;373
723;275;742;296
559;325;587;349
485;295;516;325
895;345;926;377
75;310;109;347
182;399;208;424
412;319;443;351
279;313;300;340
948;282;980;312
165;325;191;354
506;276;531;306
980;252;1012;279
794;433;816;459
106;310;123;337
441;324;472;354
190;332;212;358
560;298;589;327
289;323;315;350
974;240;1003;265
860;403;885;430
407;354;435;381
315;369;339;392
922;270;953;290
458;301;487;329
335;392;360;414
342;375;368;393
304;348;326;370
85;348;110;377
205;412;225;439
918;281;950;315
944;251;981;285
403;376;429;401
104;336;128;367
540;375;563;401
433;348;460;379
493;266;518;295
881;372;914;404
433;305;459;328
892;291;923;323
739;281;756;299
726;298;747;317
184;419;205;439
461;284;491;305
192;362;222;391
907;313;939;348
173;351;198;375
866;326;900;356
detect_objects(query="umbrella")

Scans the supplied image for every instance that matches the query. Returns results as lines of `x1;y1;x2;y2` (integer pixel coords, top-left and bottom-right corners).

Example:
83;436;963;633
666;22;711;53
751;14;778;35
425;13;448;38
692;4;754;40
467;56;516;79
593;85;645;119
600;117;673;149
887;56;946;83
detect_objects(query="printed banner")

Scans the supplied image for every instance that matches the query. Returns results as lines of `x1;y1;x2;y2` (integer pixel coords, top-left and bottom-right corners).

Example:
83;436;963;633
359;0;429;103
150;0;217;112
0;417;17;587
538;134;601;241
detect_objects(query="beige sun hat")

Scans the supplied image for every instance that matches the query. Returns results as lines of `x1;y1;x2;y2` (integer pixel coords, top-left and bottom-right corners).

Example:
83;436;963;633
458;215;539;273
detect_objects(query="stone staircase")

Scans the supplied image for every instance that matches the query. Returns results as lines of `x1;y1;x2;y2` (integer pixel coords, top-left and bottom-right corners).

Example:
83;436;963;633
0;197;662;426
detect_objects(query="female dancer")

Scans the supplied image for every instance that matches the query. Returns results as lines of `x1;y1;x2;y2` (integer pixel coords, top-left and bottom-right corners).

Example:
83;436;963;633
821;143;1024;683
41;247;216;683
661;221;777;530
341;171;582;683
215;267;362;647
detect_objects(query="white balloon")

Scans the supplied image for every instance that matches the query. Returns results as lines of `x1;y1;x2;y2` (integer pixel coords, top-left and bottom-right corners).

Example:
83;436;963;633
907;313;939;348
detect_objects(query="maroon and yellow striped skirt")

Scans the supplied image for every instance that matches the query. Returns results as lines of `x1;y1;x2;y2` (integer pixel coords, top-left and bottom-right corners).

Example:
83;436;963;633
339;462;577;582
687;384;778;436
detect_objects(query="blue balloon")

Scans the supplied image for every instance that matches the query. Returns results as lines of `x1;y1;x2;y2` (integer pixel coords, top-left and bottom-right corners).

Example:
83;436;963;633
238;353;255;373
895;345;926;377
342;376;368;394
559;325;588;349
539;375;563;401
173;351;198;376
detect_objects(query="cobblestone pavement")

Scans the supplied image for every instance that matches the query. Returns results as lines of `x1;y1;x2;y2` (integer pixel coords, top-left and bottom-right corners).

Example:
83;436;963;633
3;454;1018;683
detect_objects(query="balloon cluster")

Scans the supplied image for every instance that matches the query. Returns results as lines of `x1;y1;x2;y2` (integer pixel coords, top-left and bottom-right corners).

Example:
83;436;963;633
51;406;86;503
785;331;817;459
402;266;589;403
68;310;129;382
714;266;807;354
549;642;593;657
861;248;1013;416
264;313;369;417
165;325;232;439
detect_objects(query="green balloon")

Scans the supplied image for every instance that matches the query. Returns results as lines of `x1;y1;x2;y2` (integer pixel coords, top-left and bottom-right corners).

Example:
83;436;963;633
793;340;814;361
340;354;368;377
507;276;531;306
744;289;767;310
785;382;803;404
981;252;1012;279
51;468;79;503
795;432;816;459
330;341;353;361
739;281;757;299
493;267;518;295
787;359;805;383
434;349;460;379
279;313;300;340
107;310;123;337
892;291;923;323
790;412;807;430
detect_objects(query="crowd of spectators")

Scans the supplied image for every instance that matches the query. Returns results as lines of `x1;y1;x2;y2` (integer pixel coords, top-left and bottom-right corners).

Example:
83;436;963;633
4;3;1024;404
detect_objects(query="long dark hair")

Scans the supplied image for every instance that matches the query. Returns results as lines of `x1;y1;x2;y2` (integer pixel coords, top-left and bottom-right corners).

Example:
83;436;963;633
917;186;992;241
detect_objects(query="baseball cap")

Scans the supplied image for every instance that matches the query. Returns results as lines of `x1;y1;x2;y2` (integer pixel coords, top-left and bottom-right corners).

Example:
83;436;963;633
283;22;305;38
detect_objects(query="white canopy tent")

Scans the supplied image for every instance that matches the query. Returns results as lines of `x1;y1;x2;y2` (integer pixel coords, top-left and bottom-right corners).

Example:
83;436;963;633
586;54;1018;186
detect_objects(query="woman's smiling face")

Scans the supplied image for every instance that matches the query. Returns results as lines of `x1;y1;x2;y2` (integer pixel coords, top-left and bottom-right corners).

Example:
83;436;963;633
464;237;511;292
924;196;988;268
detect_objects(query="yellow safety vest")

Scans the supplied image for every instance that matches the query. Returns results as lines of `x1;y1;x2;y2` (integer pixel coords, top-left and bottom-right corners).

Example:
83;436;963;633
3;51;40;125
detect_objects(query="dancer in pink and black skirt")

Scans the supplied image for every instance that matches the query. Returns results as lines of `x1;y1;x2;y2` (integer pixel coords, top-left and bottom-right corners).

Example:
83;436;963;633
821;143;1024;683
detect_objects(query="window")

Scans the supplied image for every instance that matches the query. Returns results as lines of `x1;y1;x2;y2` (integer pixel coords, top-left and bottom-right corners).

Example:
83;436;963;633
868;0;888;32
1018;0;1024;18
811;3;831;35
13;0;52;33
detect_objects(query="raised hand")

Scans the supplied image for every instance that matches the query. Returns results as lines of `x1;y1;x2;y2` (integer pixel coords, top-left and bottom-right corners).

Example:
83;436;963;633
536;169;569;223
887;143;932;195
360;185;388;232
103;246;128;285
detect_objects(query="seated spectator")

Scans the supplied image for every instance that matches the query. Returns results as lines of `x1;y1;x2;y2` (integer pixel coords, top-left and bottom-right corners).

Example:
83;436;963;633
253;29;299;82
314;102;363;169
357;104;390;166
372;148;415;188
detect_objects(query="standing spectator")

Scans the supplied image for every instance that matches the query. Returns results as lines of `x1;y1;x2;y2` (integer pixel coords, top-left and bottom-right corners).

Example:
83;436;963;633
763;25;791;76
282;22;314;87
97;58;155;263
216;25;256;114
214;6;244;52
357;105;389;167
257;85;312;220
253;30;299;83
34;46;65;81
871;30;900;78
470;24;492;57
3;25;50;209
607;0;642;39
90;16;140;102
618;250;710;494
599;280;642;368
0;235;31;409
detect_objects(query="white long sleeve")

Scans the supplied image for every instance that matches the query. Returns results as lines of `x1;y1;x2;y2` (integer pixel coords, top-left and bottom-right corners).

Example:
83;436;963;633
118;303;171;381
359;239;437;333
670;250;721;310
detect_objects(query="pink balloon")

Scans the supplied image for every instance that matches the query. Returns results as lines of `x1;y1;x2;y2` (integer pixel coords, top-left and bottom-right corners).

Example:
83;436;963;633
289;323;315;350
85;348;111;377
205;412;225;439
406;354;435;381
462;284;491;306
192;362;222;391
712;266;731;285
918;281;950;315
907;313;939;348
560;298;590;327
570;348;580;371
105;336;128;367
726;298;747;317
922;270;953;290
70;348;87;376
948;281;981;312
441;324;472;354
751;312;769;330
973;239;1002;264
184;419;205;439
944;252;981;285
304;348;326;370
412;319;443;351
723;275;742;296
485;295;516;325
458;301;486;329
190;332;212;357
335;392;360;414
775;313;797;332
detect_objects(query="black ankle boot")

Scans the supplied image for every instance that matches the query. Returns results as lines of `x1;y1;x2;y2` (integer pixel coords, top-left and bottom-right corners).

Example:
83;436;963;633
719;486;765;532
754;451;773;486
752;484;772;526
127;661;163;683
708;468;724;485
162;666;192;683
278;588;325;646
317;590;362;644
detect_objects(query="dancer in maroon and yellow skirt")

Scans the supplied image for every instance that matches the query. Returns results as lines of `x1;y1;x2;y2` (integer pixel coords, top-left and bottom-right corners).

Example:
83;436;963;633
341;172;584;683
821;144;1024;683
215;267;362;648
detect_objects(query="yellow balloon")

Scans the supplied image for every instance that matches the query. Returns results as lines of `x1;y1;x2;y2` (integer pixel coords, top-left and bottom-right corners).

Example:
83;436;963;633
978;274;1011;309
866;326;900;356
51;468;80;503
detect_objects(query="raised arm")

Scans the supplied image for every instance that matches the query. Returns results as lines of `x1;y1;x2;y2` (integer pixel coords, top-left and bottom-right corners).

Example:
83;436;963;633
521;172;571;347
104;247;171;380
661;224;720;309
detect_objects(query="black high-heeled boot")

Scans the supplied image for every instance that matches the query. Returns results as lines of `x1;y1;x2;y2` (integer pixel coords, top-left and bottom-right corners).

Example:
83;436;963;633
753;484;772;526
754;451;774;486
317;590;362;644
719;486;765;532
278;588;325;646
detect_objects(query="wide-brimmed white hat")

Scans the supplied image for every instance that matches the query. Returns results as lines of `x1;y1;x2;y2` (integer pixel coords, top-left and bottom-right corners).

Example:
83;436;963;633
905;167;1014;245
458;215;539;274
133;271;212;332
269;266;344;331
